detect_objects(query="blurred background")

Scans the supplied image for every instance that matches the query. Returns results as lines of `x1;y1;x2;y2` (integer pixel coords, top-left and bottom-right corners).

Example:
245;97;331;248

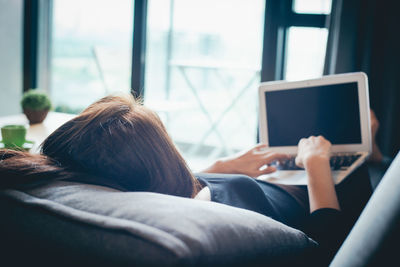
0;0;399;170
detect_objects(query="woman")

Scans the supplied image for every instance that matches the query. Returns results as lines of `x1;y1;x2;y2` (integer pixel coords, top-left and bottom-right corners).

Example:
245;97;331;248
0;94;377;263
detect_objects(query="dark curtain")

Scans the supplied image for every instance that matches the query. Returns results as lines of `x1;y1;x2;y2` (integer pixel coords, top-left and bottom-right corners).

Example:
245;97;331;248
324;0;400;158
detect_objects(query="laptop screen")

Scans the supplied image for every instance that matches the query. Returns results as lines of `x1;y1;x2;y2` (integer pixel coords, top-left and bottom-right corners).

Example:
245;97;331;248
265;82;362;146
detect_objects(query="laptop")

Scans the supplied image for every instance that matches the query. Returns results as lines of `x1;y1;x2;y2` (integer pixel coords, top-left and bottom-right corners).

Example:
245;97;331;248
258;72;372;185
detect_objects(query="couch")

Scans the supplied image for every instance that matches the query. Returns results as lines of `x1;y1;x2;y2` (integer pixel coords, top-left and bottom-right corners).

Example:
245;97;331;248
1;153;399;266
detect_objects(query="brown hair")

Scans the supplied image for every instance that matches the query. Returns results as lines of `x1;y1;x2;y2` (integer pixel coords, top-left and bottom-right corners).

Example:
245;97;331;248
0;95;201;197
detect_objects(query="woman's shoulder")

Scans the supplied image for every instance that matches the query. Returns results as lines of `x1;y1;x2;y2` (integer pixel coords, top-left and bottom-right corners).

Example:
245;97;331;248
195;173;255;201
196;173;261;194
195;173;255;185
194;186;211;201
195;173;276;206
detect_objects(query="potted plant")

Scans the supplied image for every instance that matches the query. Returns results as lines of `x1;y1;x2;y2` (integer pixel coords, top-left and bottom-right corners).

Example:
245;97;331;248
21;89;52;124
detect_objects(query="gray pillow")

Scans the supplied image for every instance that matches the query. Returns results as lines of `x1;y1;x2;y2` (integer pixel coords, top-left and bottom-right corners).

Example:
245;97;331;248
0;181;317;266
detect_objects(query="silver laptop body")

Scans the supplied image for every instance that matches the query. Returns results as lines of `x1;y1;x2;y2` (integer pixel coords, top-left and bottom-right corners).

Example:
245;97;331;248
258;72;371;185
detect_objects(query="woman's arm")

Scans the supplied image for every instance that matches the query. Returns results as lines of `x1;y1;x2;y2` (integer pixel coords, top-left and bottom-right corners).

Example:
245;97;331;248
201;144;289;177
196;144;288;201
198;136;340;211
295;136;340;212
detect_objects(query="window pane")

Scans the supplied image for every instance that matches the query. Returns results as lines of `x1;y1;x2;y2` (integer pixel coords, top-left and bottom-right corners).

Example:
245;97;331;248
145;0;265;169
285;27;328;81
51;0;133;113
293;0;332;14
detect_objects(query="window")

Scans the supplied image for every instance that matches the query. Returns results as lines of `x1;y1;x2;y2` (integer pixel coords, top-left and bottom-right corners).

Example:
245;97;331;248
49;0;133;113
35;0;332;169
293;0;332;14
285;0;331;80
285;27;328;81
144;0;265;169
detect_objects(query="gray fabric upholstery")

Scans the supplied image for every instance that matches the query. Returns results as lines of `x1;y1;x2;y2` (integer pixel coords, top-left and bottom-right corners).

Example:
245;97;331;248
0;181;317;266
331;152;400;267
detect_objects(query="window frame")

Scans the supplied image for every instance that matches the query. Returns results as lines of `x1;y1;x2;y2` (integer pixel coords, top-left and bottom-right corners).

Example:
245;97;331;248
261;0;331;82
26;0;333;98
23;0;39;92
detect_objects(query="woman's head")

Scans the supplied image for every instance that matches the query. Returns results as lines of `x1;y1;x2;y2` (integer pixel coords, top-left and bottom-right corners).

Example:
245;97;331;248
41;94;200;197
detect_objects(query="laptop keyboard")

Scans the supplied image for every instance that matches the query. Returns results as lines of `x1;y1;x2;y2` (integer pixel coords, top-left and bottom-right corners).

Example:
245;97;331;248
272;154;361;171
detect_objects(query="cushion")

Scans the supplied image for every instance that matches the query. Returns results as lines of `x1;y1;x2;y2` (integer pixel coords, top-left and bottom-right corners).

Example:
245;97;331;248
0;181;317;266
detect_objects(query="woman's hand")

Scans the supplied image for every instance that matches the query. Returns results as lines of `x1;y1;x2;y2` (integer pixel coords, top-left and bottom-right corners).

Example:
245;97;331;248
295;136;331;169
295;136;339;212
201;144;289;177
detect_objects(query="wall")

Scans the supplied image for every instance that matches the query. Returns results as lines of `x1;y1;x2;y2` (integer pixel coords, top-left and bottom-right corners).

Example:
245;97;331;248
0;0;23;116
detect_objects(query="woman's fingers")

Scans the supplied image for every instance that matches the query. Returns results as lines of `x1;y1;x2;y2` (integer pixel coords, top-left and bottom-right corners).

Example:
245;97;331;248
250;143;268;155
258;165;277;175
296;135;331;167
247;165;277;177
253;143;268;150
295;155;304;168
298;137;307;146
262;152;290;164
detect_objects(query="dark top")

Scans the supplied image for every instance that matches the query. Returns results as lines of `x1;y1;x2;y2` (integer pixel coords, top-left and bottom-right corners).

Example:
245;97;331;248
196;173;346;263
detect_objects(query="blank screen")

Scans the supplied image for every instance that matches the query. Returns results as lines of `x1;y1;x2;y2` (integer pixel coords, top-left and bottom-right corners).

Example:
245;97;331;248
265;82;361;146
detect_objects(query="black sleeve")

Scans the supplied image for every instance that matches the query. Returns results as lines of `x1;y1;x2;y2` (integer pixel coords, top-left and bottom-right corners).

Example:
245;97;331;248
303;208;347;265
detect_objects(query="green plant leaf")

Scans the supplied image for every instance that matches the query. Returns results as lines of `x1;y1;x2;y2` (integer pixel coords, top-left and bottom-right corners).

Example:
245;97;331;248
21;89;52;111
